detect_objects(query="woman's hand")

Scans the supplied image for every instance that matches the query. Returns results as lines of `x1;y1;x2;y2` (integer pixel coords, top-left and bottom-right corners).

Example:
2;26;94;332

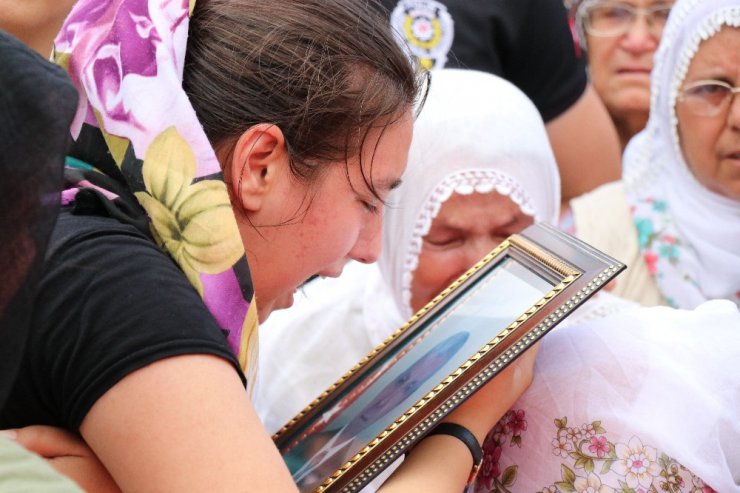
442;341;540;444
4;425;120;493
378;342;540;493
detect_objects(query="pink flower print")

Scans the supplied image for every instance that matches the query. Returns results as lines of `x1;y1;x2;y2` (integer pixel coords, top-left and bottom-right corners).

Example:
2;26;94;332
644;251;659;275
552;436;573;458
661;235;677;245
588;436;609;458
509;409;528;437
692;477;717;493
91;0;163;124
574;472;615;493
482;423;504;448
613;436;661;490
477;444;502;489
56;0;110;47
660;463;685;490
581;423;596;438
566;426;582;442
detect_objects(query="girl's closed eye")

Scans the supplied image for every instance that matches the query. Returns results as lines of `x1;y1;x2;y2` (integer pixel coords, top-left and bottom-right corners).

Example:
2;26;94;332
361;199;380;214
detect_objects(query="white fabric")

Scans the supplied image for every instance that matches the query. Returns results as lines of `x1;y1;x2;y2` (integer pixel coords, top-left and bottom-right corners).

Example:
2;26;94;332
378;68;560;322
473;300;740;493
622;0;740;309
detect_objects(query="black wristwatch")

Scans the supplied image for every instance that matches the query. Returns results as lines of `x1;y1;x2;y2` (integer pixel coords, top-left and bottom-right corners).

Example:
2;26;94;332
427;422;483;486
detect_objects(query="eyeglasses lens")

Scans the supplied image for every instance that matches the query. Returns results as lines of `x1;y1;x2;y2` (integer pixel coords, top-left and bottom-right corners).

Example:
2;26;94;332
586;3;672;37
682;82;733;116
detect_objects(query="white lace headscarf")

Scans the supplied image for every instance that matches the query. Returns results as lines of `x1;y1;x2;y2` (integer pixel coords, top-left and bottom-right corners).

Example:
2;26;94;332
363;69;560;344
623;0;740;309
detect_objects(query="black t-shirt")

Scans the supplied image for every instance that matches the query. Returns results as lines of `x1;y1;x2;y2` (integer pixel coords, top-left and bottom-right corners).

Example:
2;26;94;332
0;31;77;410
0;210;245;430
381;0;587;122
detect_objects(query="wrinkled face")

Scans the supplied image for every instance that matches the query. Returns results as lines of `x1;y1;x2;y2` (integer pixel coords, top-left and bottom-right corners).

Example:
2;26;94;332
676;27;740;201
409;191;534;313
253;111;413;321
585;0;670;123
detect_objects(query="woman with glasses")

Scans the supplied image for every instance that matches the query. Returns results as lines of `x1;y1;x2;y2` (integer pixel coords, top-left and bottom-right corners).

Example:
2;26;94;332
571;0;674;150
380;0;623;205
568;0;740;309
477;3;740;486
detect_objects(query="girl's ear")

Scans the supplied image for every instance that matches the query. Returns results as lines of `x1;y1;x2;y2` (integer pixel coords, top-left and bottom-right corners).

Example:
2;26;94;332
228;123;288;212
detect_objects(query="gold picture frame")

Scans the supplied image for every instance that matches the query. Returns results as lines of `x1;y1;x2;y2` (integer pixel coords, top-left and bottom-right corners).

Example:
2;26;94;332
273;223;625;492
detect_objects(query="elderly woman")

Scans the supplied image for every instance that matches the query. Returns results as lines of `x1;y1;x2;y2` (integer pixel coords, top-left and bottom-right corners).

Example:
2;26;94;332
569;0;673;150
569;0;740;309
482;0;740;489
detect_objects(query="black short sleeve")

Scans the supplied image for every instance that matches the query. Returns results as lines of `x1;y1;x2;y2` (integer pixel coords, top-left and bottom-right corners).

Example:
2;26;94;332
0;211;245;430
381;0;588;122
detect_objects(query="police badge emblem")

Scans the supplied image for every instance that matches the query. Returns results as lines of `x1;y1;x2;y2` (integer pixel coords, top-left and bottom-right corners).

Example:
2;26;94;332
389;0;454;70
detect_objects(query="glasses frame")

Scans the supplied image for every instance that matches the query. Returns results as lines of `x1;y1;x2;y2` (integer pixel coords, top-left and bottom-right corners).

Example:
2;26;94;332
678;79;740;117
581;1;673;38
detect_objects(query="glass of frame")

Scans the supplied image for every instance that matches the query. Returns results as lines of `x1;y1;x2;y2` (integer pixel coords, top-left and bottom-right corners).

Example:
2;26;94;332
272;223;625;493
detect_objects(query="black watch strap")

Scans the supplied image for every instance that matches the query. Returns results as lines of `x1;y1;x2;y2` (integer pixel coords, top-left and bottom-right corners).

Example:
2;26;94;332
427;422;483;485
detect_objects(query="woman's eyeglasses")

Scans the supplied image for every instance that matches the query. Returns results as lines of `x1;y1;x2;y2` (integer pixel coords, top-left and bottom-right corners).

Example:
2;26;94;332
679;80;740;117
581;2;673;37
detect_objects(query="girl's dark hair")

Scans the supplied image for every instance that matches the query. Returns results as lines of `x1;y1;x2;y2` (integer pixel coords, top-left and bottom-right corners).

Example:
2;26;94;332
183;0;425;198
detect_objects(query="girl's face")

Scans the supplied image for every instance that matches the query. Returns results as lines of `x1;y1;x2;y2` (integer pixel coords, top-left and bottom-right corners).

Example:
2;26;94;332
410;191;533;313
675;27;740;200
248;111;413;322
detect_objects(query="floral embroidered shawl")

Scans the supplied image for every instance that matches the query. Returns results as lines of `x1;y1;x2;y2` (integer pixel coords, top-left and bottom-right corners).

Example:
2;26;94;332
622;0;740;309
53;0;260;393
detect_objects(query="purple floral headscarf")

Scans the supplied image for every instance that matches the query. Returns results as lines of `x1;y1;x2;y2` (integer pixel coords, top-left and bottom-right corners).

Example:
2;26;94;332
53;0;260;393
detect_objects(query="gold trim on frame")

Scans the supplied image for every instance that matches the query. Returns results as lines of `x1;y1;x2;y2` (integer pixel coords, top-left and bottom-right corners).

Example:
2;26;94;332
317;267;581;492
338;263;622;492
508;234;579;278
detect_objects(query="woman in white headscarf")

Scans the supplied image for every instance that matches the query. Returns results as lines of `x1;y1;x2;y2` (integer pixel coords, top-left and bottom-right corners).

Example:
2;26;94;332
474;2;740;488
254;68;560;435
567;0;740;309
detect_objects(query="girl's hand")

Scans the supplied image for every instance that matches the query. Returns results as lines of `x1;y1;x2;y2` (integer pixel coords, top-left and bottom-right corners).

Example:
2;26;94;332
442;342;540;443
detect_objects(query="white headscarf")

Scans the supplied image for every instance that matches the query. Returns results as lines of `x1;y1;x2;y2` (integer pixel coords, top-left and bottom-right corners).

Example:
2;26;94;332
623;0;740;309
365;68;560;343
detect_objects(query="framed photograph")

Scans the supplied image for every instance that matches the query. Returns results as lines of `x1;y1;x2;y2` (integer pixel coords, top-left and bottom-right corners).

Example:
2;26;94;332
273;223;625;492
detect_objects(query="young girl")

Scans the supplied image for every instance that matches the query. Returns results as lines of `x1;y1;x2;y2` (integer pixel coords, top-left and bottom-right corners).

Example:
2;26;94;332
0;0;537;491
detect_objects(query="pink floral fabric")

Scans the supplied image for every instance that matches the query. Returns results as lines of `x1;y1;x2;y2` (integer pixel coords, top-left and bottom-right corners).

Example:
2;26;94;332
474;412;716;493
53;0;260;390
